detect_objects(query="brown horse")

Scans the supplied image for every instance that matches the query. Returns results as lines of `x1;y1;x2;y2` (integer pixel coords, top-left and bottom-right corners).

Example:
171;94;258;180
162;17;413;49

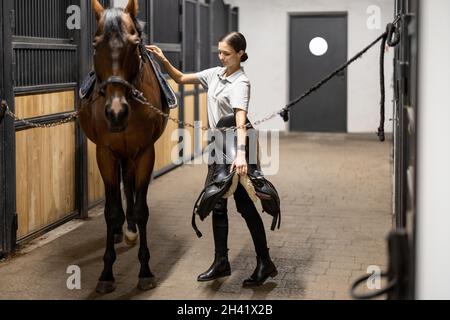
78;0;168;293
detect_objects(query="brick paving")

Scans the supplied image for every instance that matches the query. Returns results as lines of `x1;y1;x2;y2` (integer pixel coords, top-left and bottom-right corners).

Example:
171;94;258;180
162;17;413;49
0;133;392;300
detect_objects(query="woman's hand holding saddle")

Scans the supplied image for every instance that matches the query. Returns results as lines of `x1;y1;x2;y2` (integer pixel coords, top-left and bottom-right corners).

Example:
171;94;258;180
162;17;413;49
231;152;248;176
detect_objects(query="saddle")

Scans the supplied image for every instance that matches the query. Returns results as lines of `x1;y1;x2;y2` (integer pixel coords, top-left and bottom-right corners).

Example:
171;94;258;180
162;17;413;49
79;47;178;109
192;114;281;238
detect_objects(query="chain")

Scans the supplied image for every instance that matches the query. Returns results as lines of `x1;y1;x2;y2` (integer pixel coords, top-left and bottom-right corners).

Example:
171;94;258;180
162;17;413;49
1;97;252;131
137;99;254;131
1;101;79;128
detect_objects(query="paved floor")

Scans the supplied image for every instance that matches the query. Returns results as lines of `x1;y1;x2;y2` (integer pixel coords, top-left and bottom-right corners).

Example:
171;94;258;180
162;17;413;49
0;133;393;300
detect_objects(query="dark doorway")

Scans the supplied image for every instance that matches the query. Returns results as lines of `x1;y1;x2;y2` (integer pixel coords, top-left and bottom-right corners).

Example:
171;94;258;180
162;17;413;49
289;13;347;132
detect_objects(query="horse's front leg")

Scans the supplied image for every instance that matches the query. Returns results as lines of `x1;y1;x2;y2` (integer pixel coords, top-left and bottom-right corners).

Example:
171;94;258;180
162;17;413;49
95;146;125;293
133;145;156;290
121;159;138;246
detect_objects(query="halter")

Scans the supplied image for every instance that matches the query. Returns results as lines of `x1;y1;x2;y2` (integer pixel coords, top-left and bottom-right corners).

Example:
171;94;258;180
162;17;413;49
96;16;149;104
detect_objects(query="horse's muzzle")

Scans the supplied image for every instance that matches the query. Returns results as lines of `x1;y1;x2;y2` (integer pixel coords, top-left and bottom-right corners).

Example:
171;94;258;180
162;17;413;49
105;101;129;132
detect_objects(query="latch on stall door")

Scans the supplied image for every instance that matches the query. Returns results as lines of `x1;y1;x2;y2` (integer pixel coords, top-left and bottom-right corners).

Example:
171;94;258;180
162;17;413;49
350;230;410;299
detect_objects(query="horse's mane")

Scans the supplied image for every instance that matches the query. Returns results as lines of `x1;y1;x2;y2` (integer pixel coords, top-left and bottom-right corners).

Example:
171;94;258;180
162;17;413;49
103;8;147;43
133;18;147;44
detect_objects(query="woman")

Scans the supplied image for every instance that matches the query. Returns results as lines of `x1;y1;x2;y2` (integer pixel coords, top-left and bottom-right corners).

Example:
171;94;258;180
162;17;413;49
146;32;277;287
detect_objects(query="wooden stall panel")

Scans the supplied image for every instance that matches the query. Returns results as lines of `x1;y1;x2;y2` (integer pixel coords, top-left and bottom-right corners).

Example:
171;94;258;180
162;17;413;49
88;140;105;205
167;79;179;93
199;92;208;150
14;90;75;119
183;95;195;161
154;108;180;171
184;84;195;93
16;123;76;239
154;77;181;171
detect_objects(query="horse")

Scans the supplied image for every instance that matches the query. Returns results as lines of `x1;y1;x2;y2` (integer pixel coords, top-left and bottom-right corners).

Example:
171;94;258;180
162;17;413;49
78;0;169;293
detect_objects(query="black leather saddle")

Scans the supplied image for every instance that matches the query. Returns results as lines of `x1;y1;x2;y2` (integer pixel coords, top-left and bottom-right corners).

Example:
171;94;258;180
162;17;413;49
192;113;281;238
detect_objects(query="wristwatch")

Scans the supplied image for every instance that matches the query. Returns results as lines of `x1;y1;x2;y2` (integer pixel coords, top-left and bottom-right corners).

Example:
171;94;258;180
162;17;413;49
237;144;246;151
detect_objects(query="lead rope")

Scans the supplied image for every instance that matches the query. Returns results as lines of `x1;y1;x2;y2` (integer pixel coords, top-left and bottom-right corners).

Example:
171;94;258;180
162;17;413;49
378;29;388;142
378;22;401;142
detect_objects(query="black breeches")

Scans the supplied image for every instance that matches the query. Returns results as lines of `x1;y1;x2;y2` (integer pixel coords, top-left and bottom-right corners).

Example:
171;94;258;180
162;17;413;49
212;181;269;258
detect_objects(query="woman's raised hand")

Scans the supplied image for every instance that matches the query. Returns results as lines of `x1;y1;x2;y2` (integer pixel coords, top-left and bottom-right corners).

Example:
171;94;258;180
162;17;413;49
145;45;166;62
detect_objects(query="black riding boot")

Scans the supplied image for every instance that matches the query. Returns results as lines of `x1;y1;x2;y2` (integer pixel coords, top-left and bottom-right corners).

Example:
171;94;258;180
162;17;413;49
197;199;231;282
197;252;231;282
242;251;278;287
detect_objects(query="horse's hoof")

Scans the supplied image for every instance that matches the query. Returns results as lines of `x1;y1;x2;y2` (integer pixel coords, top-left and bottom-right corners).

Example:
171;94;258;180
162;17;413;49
96;280;116;294
114;233;123;244
137;277;156;291
125;229;138;246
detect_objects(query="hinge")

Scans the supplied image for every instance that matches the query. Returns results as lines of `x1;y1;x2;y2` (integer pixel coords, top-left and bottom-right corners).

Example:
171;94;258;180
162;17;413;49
179;3;183;15
10;10;15;34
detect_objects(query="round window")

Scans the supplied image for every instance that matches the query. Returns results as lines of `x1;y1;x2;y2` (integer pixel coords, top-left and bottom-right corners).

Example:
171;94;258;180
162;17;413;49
309;37;328;56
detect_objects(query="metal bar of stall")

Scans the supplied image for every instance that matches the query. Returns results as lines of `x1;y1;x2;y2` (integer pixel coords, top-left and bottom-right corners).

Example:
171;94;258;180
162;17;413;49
0;0;18;257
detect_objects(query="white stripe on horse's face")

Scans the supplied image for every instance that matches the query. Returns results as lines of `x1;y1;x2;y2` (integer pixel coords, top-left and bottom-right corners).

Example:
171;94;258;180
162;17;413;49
109;37;123;75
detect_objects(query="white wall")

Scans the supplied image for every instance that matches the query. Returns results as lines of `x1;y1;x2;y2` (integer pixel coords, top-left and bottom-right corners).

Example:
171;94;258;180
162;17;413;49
416;0;450;300
225;0;394;132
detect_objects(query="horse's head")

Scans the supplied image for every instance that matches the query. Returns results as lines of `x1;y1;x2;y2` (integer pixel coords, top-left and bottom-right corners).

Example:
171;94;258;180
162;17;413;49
91;0;143;133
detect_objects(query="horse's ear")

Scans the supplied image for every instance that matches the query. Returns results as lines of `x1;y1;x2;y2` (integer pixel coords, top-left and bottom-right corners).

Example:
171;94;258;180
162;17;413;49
124;0;139;17
91;0;104;21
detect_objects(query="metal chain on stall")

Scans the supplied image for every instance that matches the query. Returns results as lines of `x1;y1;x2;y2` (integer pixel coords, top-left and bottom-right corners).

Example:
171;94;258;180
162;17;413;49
0;15;402;135
0;102;80;128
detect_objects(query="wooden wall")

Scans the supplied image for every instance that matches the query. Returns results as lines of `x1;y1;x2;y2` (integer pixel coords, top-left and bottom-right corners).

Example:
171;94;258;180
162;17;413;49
199;92;208;150
15;91;76;238
154;107;180;171
183;84;196;161
87;139;104;205
154;79;181;171
15;91;74;118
